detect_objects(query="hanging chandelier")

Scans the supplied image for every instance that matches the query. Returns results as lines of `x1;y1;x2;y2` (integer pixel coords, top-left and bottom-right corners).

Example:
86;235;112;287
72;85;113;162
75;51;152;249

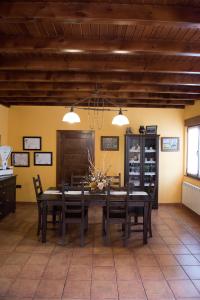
62;90;130;128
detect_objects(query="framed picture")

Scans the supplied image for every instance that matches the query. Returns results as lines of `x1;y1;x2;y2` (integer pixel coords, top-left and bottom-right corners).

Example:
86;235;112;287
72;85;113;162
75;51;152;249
11;152;30;167
161;137;179;152
146;125;157;135
23;136;41;150
101;136;119;151
34;152;53;166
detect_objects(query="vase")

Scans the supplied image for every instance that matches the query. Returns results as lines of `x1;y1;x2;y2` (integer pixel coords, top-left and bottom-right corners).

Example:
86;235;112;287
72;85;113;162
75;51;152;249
139;126;145;134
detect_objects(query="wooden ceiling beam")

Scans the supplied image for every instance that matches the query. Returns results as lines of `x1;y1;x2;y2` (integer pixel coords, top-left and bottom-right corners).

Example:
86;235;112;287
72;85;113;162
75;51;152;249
1;98;192;106
0;82;199;94
1;71;200;86
0;2;199;28
0;91;198;100
1;36;200;57
4;102;185;109
0;57;199;74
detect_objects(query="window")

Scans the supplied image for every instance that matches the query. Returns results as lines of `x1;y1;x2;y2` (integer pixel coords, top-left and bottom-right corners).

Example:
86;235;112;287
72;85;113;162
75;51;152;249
187;126;200;178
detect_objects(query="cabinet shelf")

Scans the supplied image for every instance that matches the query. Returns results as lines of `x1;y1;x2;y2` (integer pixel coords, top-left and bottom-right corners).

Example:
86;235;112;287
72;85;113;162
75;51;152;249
125;134;159;209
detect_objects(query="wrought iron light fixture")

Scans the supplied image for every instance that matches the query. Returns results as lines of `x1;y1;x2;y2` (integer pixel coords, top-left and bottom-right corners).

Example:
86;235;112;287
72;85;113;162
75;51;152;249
112;108;129;126
62;107;80;124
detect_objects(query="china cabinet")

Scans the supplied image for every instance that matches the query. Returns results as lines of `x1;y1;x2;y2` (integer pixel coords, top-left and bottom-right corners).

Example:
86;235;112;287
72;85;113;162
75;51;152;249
124;134;159;208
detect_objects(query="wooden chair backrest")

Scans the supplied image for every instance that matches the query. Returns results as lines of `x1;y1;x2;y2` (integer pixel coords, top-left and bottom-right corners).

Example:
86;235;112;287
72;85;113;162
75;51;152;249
107;173;121;188
61;183;85;215
106;185;129;217
33;174;43;199
70;173;86;187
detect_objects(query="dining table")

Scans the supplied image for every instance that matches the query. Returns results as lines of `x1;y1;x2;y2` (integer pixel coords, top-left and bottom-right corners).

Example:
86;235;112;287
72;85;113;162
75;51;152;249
39;187;150;244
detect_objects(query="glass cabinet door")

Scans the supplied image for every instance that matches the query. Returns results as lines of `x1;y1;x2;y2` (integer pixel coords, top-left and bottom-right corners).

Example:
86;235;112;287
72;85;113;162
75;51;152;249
128;136;142;188
143;136;157;187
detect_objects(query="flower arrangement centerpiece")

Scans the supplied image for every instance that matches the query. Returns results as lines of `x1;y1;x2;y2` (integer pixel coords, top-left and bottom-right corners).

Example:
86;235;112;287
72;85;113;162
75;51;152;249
85;150;111;191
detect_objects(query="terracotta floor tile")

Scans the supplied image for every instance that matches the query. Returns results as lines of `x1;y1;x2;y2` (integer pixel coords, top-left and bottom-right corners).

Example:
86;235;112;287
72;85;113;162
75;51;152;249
7;278;39;297
168;279;200;298
116;265;140;281
5;253;30;265
67;265;92;280
93;247;113;255
43;264;68;280
0;264;22;279
150;245;171;255
139;266;164;280
92;266;116;281
143;280;175;299
168;244;190;255
182;266;200;280
0;278;13;296
186;244;200;255
162;237;182;245
26;253;50;265
156;254;179;266
47;253;71;266
91;280;118;299
192;279;200;292
161;266;189;280
19;264;45;279
71;255;93;266
175;254;200;266
63;280;91;299
93;254;114;267
136;254;159;267
73;247;93;256
117;280;146;299
114;254;136;266
35;279;65;298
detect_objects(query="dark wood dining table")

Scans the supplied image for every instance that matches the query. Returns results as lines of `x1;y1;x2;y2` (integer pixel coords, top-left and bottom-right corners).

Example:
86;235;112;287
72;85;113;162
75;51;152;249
39;188;151;244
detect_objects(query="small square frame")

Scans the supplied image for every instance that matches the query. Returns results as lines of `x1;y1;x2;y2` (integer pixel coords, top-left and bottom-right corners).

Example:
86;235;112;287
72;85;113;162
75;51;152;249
11;152;30;167
101;136;119;151
34;152;53;166
146;125;157;135
23;136;41;150
161;137;179;152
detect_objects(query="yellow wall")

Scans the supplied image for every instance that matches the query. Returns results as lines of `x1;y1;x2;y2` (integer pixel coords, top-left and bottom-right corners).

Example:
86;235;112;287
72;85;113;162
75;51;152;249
0;105;9;145
183;101;200;187
8;106;184;204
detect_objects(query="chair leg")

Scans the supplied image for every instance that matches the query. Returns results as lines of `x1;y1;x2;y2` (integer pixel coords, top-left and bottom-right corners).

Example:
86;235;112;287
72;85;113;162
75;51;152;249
148;204;153;238
124;221;128;247
52;208;56;225
102;213;106;236
37;209;41;236
106;220;110;246
80;220;84;247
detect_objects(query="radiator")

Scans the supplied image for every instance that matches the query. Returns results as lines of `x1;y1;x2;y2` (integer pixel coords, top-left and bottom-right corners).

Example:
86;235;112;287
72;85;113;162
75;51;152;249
182;182;200;215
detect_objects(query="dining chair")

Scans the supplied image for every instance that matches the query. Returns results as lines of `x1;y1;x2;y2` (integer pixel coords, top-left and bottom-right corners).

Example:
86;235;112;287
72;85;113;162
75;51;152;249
103;186;130;246
61;184;88;247
33;174;60;236
128;178;156;238
70;173;88;187
106;173;121;189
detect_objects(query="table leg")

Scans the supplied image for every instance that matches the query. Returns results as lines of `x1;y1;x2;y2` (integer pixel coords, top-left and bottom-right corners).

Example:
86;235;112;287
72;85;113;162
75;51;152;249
41;200;47;243
143;202;148;244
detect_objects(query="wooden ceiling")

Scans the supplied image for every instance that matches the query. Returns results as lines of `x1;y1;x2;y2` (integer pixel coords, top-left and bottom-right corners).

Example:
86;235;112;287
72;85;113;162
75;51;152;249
1;1;200;109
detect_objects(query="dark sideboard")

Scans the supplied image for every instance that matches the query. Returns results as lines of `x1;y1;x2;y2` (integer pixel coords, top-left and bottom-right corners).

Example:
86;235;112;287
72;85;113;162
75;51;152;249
0;176;16;219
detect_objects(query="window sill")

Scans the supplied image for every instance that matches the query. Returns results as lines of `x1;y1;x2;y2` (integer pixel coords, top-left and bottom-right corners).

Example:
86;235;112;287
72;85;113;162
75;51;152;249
185;174;200;181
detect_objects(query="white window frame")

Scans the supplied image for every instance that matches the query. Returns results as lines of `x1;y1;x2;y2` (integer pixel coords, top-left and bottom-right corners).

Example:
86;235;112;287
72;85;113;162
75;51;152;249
187;125;200;179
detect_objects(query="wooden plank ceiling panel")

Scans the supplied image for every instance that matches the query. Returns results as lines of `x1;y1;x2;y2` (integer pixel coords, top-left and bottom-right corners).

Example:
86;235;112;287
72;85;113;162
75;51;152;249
0;1;200;108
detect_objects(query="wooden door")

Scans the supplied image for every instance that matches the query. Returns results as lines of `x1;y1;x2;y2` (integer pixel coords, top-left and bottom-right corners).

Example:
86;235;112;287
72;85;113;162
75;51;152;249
56;130;95;185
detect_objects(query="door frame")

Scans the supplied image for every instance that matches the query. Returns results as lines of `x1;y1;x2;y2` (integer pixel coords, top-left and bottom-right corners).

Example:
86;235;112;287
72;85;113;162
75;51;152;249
56;130;95;186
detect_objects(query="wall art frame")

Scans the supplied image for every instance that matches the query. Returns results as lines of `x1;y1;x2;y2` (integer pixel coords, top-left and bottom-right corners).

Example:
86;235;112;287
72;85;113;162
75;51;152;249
146;125;157;135
161;137;179;152
23;136;41;150
11;152;30;167
34;152;53;166
101;136;119;151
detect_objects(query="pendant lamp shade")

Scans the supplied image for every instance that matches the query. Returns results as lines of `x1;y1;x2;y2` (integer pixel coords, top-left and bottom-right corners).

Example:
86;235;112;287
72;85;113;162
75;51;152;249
112;108;129;126
62;107;80;124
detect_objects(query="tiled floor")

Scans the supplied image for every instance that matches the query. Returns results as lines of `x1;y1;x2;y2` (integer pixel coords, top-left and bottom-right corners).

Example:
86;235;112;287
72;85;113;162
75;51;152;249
0;204;200;299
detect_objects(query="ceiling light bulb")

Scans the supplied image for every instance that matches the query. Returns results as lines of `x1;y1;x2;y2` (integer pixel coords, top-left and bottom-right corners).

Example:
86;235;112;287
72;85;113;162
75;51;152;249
112;109;129;126
113;50;130;54
62;107;80;124
62;49;83;53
